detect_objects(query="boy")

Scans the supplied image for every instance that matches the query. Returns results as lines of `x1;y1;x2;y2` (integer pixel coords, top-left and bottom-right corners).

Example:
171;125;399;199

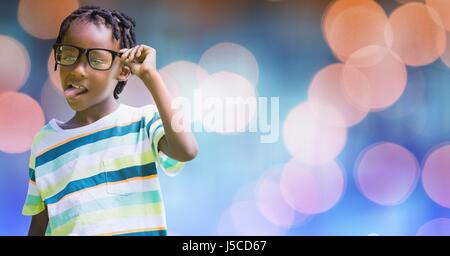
22;5;198;236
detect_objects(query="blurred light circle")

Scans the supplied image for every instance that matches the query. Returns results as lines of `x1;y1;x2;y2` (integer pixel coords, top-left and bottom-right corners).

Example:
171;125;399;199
323;0;391;62
118;75;154;107
389;2;446;66
0;92;45;153
39;79;73;122
199;42;259;86
282;102;347;166
160;61;208;127
230;200;282;236
416;218;450;236
255;165;309;228
18;0;79;39
308;64;370;127
47;49;63;95
422;144;450;208
280;158;345;214
375;70;426;119
197;72;257;133
0;35;30;93
426;0;450;31
343;46;407;110
355;142;420;205
160;61;208;99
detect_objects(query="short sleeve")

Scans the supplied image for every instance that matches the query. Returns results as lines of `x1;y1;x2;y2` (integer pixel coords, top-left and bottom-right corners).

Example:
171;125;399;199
22;144;45;216
143;105;185;176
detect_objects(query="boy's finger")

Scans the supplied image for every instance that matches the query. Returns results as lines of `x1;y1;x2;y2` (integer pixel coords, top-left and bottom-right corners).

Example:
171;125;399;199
119;48;128;58
121;47;135;60
136;45;144;58
128;45;140;61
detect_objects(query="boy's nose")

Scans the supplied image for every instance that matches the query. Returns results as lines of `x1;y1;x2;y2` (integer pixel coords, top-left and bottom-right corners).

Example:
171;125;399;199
70;54;89;75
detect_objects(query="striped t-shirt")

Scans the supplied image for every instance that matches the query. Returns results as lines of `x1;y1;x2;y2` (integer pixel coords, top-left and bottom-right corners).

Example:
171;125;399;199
22;104;184;236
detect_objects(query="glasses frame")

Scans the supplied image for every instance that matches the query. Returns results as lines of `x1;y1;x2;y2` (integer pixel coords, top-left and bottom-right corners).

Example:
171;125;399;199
53;43;123;71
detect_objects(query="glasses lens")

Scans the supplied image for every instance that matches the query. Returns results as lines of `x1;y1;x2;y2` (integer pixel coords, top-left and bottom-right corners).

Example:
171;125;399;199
56;45;79;65
88;49;113;70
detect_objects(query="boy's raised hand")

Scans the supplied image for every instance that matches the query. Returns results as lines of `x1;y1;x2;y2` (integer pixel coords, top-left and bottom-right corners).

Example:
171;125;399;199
119;44;156;79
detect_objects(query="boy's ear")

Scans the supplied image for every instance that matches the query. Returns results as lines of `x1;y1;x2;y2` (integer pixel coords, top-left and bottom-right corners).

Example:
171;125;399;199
117;65;131;82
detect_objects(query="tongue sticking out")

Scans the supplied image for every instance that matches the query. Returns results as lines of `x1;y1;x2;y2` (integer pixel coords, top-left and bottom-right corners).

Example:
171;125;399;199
64;86;88;99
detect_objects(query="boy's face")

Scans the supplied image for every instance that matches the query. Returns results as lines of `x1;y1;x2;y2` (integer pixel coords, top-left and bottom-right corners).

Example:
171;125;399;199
59;21;129;112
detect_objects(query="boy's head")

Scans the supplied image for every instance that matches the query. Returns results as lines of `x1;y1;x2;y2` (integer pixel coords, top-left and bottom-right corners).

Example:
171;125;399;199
54;6;136;111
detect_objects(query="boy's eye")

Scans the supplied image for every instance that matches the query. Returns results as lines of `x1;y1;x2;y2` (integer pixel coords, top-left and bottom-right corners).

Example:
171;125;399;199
91;59;105;64
60;55;78;64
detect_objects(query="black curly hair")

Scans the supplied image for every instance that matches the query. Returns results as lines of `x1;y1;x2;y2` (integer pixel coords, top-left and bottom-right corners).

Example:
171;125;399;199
54;5;137;99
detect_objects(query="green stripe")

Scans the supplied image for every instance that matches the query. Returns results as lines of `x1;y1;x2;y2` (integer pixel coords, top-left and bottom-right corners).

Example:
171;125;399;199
25;195;43;206
22;203;45;216
161;157;181;169
50;202;163;235
50;190;161;229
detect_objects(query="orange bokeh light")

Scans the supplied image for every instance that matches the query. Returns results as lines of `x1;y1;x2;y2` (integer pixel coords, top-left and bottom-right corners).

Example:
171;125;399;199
426;0;450;31
343;46;407;110
323;0;390;63
389;2;446;66
18;0;79;39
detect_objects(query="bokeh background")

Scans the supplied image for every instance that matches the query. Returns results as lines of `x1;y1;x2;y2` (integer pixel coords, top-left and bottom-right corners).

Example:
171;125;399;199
1;0;450;236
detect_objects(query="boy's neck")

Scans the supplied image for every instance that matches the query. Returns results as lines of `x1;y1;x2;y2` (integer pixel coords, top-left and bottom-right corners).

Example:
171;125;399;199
69;100;120;127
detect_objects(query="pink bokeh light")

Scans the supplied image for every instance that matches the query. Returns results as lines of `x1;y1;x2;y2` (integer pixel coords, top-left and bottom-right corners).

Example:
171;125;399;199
355;142;420;205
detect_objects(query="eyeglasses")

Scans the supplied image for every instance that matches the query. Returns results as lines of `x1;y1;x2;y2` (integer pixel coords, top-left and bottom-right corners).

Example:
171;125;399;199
53;44;123;71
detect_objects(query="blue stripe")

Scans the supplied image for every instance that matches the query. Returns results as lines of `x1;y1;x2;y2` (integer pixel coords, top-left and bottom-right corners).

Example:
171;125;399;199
44;162;157;205
36;118;146;168
146;111;160;137
29;168;36;182
114;229;167;236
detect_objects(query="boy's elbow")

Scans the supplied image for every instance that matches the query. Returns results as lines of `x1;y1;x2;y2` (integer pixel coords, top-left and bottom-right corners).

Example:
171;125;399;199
180;144;198;162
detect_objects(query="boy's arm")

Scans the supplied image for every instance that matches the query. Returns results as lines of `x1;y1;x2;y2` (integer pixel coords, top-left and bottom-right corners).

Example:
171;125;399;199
121;45;199;162
28;207;48;236
143;70;199;162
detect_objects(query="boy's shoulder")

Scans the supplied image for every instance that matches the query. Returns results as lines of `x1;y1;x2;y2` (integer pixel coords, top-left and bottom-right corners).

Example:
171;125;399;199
29;122;58;154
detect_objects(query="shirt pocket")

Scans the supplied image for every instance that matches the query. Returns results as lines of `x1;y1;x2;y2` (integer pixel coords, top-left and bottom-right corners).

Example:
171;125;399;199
102;160;140;196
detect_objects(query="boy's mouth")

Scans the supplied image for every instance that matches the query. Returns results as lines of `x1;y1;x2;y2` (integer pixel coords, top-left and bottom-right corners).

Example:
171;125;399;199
64;84;89;100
